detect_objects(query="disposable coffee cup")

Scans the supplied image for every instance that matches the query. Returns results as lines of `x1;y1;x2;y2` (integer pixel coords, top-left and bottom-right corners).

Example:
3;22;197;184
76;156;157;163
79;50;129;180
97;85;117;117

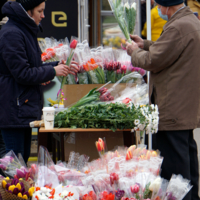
42;107;55;129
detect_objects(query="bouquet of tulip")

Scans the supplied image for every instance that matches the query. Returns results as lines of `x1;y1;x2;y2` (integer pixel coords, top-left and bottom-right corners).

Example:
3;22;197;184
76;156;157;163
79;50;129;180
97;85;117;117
83;58;105;84
39;37;70;63
0;151;29;180
1;178;34;200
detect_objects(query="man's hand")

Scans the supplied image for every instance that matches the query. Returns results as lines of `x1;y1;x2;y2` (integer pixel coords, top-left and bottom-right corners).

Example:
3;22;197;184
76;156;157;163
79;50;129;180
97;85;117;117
125;41;139;56
130;35;144;49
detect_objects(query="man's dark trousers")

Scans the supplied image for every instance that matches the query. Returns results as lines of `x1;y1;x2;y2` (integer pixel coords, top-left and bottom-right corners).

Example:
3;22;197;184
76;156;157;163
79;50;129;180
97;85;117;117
152;130;200;200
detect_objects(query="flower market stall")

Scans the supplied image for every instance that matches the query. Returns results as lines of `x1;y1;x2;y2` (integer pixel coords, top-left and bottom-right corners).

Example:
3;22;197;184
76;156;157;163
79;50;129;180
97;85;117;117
17;1;193;200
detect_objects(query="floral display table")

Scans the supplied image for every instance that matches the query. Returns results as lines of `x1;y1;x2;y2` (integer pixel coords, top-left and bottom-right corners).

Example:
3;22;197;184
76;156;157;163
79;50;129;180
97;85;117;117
38;128;134;162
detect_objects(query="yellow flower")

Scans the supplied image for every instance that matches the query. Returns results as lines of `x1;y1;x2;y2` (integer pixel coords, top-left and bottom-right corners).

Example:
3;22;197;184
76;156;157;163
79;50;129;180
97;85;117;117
19;178;23;181
16;183;21;191
28;187;35;197
5;177;10;180
22;194;28;199
8;185;15;192
2;180;7;189
18;193;23;198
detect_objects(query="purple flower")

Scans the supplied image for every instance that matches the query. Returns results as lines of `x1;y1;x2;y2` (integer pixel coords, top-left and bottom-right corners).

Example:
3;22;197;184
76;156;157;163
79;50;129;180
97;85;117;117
13;188;19;195
23;191;29;197
20;187;25;194
115;189;125;200
6;183;11;190
20;182;24;188
11;179;19;185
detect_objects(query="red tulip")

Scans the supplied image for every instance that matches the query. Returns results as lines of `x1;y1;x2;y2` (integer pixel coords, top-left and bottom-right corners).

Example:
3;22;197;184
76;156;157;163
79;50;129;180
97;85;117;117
70;40;78;49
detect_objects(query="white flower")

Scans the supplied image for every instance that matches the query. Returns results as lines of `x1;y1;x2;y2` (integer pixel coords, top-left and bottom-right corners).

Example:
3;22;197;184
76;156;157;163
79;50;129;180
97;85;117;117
124;2;130;9
155;105;158;112
131;2;137;10
149;177;162;192
134;119;140;125
150;104;155;110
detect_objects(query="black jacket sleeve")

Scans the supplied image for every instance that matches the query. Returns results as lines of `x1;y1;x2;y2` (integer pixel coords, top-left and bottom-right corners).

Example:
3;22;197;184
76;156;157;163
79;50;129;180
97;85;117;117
2;30;55;85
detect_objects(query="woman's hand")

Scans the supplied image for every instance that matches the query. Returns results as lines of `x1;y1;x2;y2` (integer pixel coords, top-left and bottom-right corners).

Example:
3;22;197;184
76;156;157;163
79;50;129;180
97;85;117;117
130;34;144;49
41;81;51;86
69;61;79;75
54;64;70;76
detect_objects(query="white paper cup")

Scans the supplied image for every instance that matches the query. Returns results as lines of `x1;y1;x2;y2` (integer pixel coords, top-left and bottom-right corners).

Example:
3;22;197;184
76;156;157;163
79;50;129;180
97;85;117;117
42;107;55;129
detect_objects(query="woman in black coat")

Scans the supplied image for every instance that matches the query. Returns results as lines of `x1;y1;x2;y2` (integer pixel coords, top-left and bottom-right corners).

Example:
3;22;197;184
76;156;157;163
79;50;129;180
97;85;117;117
0;0;78;163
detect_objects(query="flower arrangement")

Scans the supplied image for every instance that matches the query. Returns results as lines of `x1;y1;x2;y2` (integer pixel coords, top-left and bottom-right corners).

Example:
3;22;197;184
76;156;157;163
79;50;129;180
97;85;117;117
1;178;34;200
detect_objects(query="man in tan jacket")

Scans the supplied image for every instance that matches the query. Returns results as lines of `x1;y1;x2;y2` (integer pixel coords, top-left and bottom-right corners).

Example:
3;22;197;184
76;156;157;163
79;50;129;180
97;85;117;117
125;0;200;200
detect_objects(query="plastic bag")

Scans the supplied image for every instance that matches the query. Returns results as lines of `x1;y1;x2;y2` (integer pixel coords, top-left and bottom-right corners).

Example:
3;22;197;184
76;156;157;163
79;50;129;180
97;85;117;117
36;146;60;188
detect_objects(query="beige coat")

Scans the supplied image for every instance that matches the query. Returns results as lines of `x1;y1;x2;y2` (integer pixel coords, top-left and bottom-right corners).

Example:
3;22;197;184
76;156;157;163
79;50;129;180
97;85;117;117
131;7;200;131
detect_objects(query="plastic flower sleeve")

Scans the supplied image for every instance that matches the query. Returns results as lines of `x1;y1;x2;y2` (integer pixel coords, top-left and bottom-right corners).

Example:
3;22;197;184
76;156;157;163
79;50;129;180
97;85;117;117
74;45;89;84
107;0;131;43
163;174;192;200
36;146;59;188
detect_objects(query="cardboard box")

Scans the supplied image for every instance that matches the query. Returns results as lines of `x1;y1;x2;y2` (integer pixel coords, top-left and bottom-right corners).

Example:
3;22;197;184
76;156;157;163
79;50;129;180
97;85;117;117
64;131;124;161
63;83;135;107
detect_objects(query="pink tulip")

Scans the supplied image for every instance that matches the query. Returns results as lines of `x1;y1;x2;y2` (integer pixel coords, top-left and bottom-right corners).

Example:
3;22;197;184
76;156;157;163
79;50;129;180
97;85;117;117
16;169;26;178
130;184;140;193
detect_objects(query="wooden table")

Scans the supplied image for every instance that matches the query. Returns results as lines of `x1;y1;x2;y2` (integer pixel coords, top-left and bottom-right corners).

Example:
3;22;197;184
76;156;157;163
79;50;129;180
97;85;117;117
38;128;135;163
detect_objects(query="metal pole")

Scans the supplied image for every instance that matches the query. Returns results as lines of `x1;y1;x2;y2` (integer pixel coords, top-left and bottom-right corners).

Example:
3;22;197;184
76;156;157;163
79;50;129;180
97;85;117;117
146;0;152;150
